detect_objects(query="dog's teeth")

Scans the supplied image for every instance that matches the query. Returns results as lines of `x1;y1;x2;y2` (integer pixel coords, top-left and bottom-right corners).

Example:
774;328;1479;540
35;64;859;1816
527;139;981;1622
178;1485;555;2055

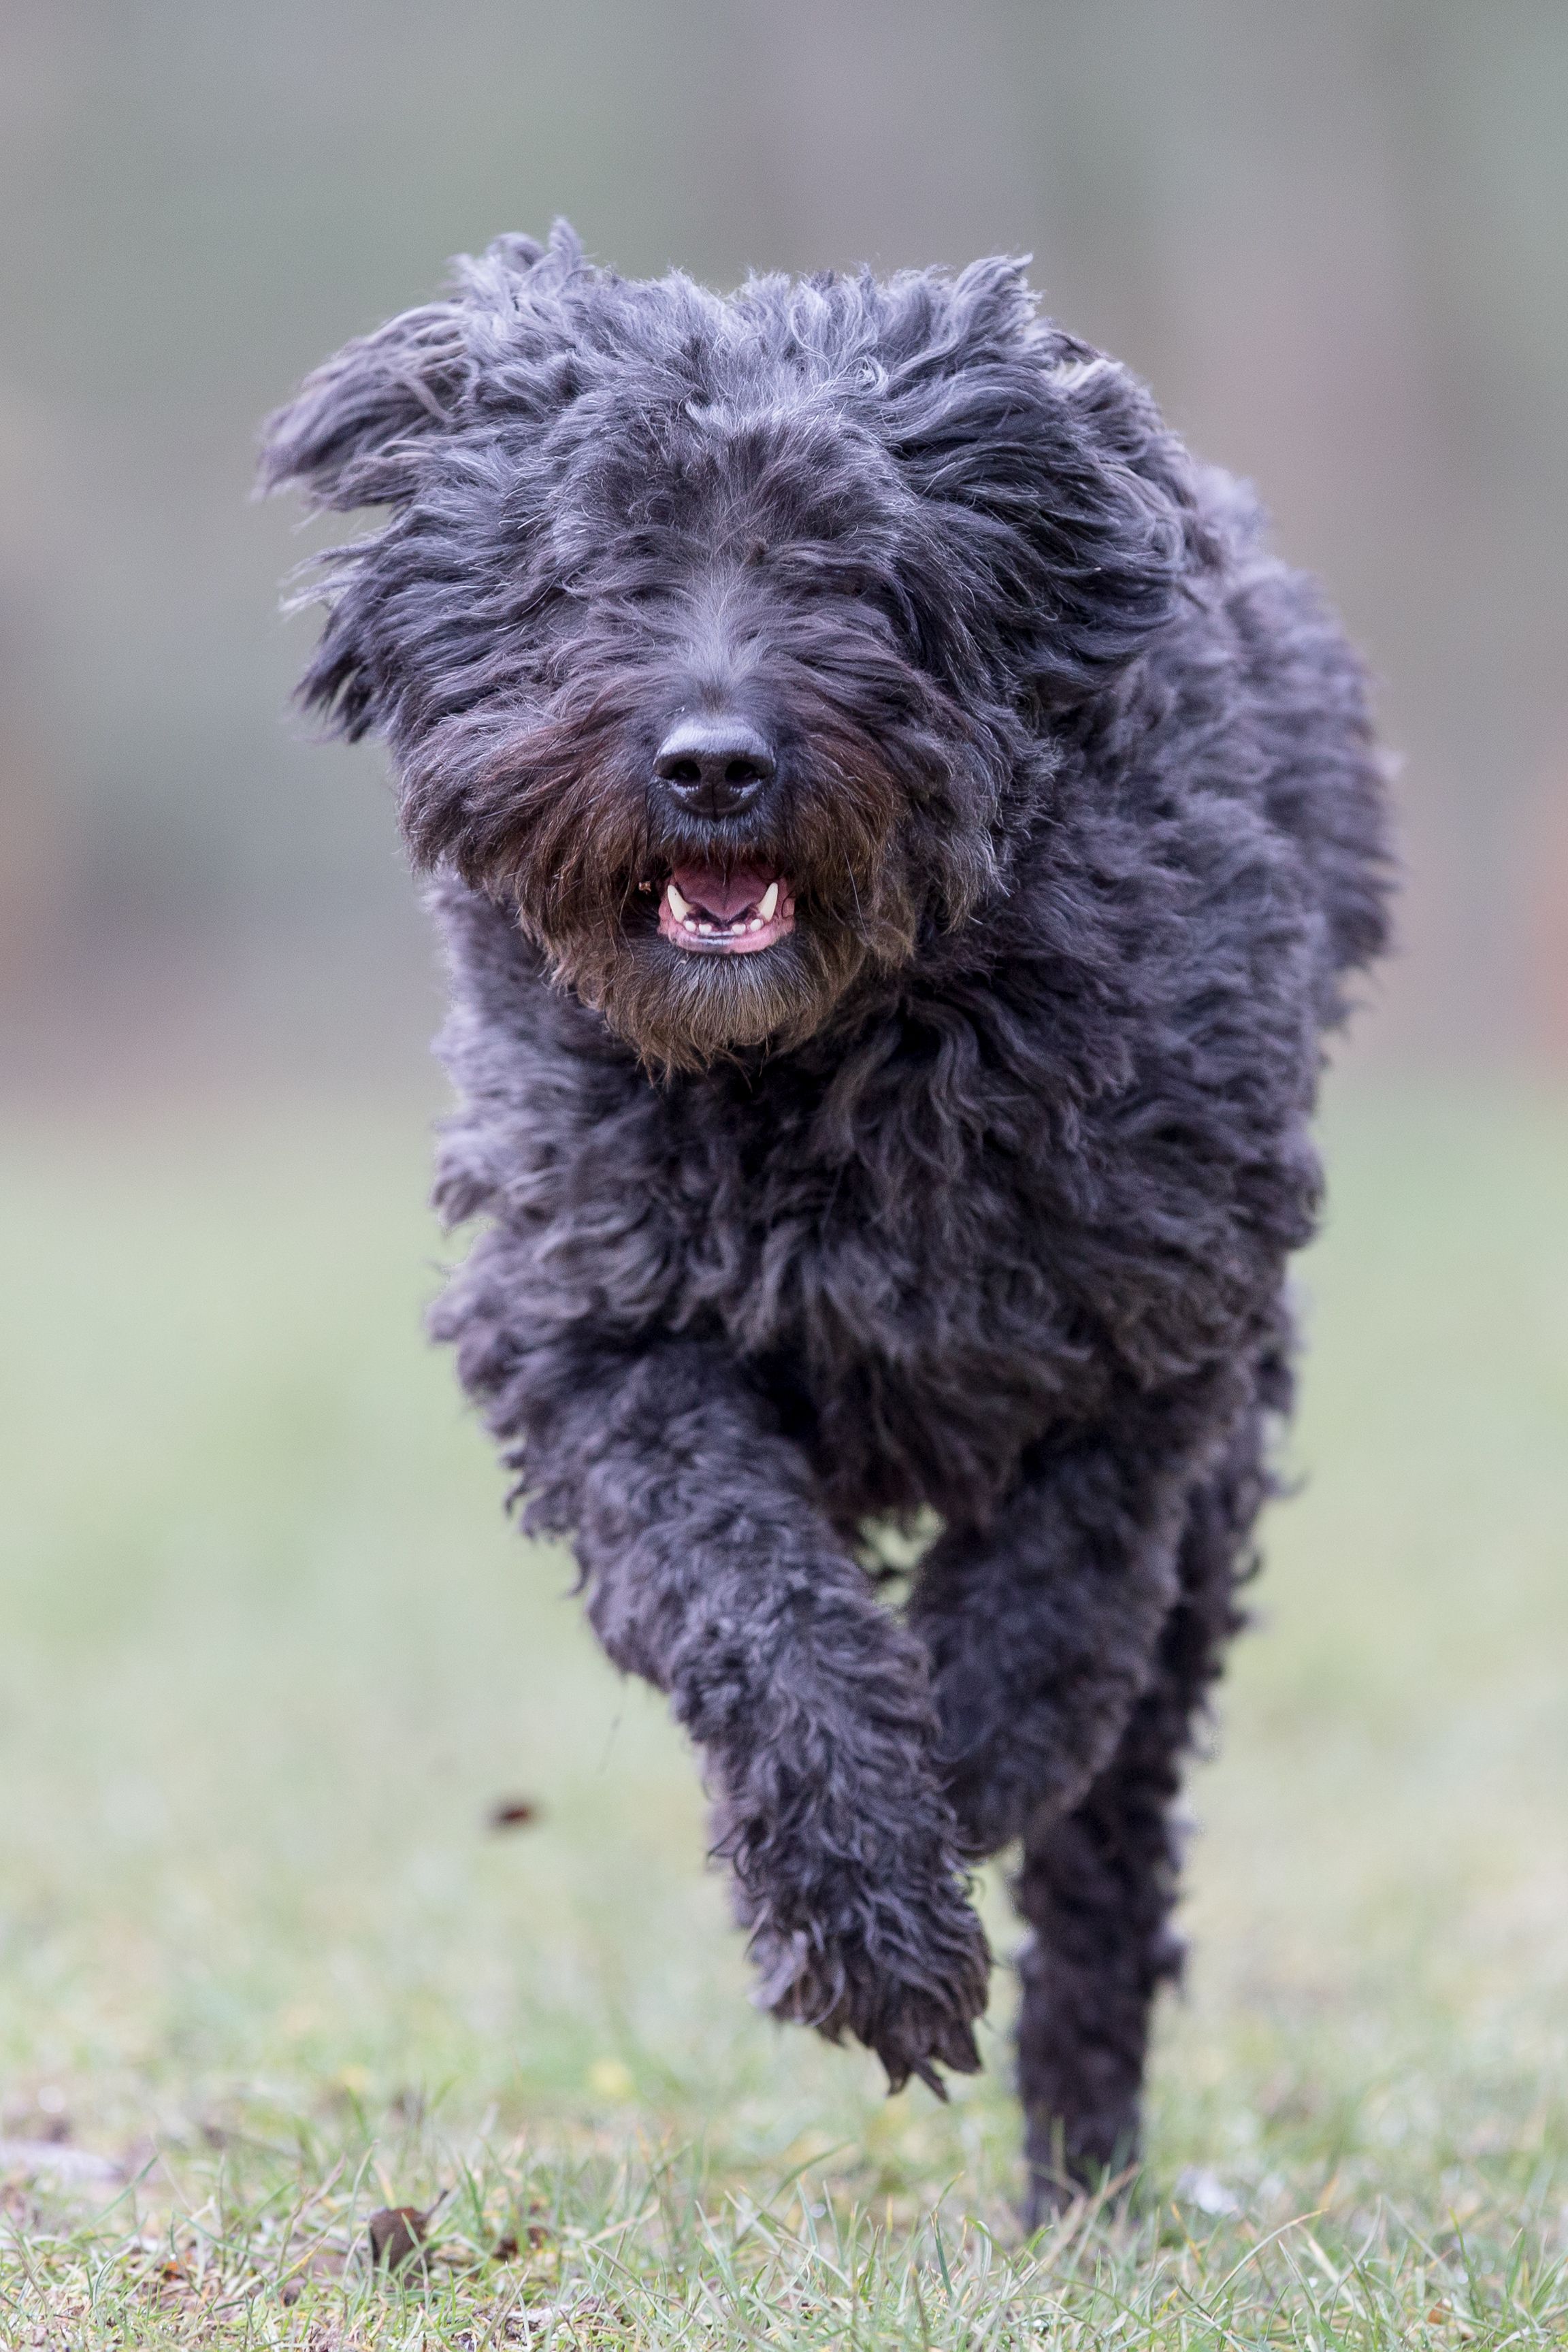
759;881;779;921
681;916;699;933
747;917;763;932
666;881;691;920
698;921;714;934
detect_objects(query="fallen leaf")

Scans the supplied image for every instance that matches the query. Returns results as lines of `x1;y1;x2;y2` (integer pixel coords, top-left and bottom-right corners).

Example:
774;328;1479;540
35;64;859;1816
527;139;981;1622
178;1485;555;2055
367;2204;429;2270
487;1798;540;1830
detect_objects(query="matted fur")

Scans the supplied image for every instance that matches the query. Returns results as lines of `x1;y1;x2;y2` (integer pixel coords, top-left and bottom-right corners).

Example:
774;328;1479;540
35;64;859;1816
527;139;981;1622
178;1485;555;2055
262;223;1392;2211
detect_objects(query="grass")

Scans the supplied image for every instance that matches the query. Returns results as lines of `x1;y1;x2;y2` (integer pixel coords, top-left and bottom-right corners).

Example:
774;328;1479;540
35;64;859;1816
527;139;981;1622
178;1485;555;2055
0;1077;1564;2346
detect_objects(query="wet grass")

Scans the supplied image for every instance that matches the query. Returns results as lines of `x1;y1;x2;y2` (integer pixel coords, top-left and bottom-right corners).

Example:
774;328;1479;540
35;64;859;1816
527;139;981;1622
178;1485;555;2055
1;1078;1564;2345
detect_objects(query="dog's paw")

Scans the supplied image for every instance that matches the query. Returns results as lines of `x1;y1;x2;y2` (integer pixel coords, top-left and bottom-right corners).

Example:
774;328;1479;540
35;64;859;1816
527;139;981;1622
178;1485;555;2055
863;1971;987;2098
745;1867;991;2096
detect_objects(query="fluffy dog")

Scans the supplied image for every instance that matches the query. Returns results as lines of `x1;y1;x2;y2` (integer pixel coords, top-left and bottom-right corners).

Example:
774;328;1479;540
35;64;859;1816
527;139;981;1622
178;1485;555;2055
262;222;1391;2216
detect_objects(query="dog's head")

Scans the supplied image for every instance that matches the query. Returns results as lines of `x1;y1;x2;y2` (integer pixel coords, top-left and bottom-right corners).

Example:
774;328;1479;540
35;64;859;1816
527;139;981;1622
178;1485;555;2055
263;223;1198;1069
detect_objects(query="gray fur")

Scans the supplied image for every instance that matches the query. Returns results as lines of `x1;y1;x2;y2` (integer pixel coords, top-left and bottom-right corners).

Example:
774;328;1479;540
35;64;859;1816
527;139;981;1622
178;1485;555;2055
261;221;1392;2215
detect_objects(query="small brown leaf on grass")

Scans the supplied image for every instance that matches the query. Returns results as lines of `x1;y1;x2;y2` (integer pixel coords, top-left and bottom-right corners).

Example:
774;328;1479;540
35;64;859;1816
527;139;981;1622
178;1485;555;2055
367;2204;429;2270
493;2204;551;2261
487;1797;540;1830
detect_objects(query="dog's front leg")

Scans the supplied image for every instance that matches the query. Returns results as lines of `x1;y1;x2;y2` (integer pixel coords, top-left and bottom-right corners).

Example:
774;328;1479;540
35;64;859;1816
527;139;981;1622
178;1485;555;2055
457;1307;990;2094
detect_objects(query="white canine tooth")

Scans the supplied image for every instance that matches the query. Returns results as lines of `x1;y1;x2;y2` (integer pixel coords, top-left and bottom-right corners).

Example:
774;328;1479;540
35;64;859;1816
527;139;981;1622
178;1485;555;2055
682;916;698;933
747;917;762;932
758;881;779;921
666;881;691;920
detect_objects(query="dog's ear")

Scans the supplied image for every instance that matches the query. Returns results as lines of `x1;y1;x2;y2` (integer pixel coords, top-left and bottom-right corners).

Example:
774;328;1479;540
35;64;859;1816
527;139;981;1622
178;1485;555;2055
257;298;473;514
257;226;581;512
259;223;586;737
882;257;1206;708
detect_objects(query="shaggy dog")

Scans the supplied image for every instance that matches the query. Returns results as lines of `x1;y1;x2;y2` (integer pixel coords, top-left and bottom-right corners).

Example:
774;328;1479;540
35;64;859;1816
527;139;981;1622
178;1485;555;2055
262;223;1392;2217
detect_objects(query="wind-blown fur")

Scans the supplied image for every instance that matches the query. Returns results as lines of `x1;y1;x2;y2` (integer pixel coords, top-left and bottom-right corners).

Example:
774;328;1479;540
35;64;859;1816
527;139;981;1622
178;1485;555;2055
262;222;1392;2215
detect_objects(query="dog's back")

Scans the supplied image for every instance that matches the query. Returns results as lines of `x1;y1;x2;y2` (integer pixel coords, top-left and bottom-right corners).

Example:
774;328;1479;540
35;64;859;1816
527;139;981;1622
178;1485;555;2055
1200;465;1391;1011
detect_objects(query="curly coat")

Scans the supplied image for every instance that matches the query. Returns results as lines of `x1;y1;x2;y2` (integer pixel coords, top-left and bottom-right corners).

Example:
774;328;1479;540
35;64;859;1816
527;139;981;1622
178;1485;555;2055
262;222;1392;2215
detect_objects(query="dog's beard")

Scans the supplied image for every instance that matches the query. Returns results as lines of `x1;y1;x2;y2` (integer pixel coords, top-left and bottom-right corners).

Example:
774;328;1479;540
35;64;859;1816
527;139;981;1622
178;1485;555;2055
521;799;923;1072
546;906;890;1072
415;737;946;1073
402;689;997;1072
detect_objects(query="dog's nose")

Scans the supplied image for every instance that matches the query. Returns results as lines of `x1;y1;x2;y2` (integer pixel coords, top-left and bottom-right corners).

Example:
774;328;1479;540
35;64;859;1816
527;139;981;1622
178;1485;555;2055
653;717;776;819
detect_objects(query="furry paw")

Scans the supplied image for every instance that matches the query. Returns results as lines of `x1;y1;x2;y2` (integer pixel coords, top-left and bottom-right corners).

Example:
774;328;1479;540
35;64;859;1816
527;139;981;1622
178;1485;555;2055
1020;2167;1080;2234
743;1867;991;2096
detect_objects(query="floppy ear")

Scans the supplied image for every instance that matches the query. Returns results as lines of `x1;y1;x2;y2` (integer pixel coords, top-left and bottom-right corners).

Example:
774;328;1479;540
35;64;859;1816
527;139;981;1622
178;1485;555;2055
882;257;1205;709
257;299;478;736
258;225;583;738
257;297;475;513
257;227;579;510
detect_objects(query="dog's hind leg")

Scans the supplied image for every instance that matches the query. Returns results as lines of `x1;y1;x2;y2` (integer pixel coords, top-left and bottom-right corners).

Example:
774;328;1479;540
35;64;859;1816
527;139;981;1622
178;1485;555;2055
1010;1408;1267;2220
908;1368;1256;1865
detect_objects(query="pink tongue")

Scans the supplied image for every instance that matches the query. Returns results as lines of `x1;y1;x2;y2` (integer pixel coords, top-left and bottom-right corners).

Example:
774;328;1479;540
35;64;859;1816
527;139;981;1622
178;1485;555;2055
671;862;773;921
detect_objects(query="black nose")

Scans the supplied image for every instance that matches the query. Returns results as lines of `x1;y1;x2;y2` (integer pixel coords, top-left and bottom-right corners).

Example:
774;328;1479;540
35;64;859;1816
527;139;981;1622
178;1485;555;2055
653;717;776;819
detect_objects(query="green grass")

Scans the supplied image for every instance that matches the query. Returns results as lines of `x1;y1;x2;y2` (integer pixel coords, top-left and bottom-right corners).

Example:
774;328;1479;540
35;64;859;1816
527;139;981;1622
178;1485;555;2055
1;1080;1565;2346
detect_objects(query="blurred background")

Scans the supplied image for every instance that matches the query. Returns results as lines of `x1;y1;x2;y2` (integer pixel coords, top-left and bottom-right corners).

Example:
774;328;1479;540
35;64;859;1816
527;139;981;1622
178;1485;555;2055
0;0;1564;2228
1;0;1567;1088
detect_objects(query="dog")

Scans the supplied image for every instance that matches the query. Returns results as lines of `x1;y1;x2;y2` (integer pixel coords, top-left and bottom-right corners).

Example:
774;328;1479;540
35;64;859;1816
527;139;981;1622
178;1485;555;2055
261;221;1391;2218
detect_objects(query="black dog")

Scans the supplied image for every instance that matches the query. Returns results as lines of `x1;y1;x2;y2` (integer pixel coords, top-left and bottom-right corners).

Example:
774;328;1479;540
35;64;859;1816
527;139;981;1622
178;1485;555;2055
262;223;1390;2216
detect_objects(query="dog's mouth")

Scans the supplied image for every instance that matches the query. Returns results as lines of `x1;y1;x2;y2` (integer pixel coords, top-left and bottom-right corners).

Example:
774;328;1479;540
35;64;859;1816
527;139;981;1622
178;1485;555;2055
652;861;796;954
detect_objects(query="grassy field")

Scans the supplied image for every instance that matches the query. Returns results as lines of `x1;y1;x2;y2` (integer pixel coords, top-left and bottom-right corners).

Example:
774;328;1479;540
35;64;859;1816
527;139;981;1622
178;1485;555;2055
0;1079;1564;2347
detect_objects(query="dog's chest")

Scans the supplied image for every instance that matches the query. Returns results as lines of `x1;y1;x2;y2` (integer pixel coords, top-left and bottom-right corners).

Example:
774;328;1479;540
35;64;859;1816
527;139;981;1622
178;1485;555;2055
666;1068;1085;1513
674;1075;988;1345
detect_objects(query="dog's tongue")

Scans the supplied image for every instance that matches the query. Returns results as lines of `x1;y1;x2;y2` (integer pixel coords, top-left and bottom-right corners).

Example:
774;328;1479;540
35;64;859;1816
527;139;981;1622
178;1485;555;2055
670;862;774;921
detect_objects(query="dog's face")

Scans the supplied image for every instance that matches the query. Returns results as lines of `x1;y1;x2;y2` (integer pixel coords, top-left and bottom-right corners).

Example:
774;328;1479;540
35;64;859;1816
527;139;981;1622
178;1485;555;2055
263;225;1194;1069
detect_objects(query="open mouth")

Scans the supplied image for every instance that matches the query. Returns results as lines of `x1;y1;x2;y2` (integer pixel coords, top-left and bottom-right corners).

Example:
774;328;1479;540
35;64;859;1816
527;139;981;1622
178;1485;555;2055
654;861;796;954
